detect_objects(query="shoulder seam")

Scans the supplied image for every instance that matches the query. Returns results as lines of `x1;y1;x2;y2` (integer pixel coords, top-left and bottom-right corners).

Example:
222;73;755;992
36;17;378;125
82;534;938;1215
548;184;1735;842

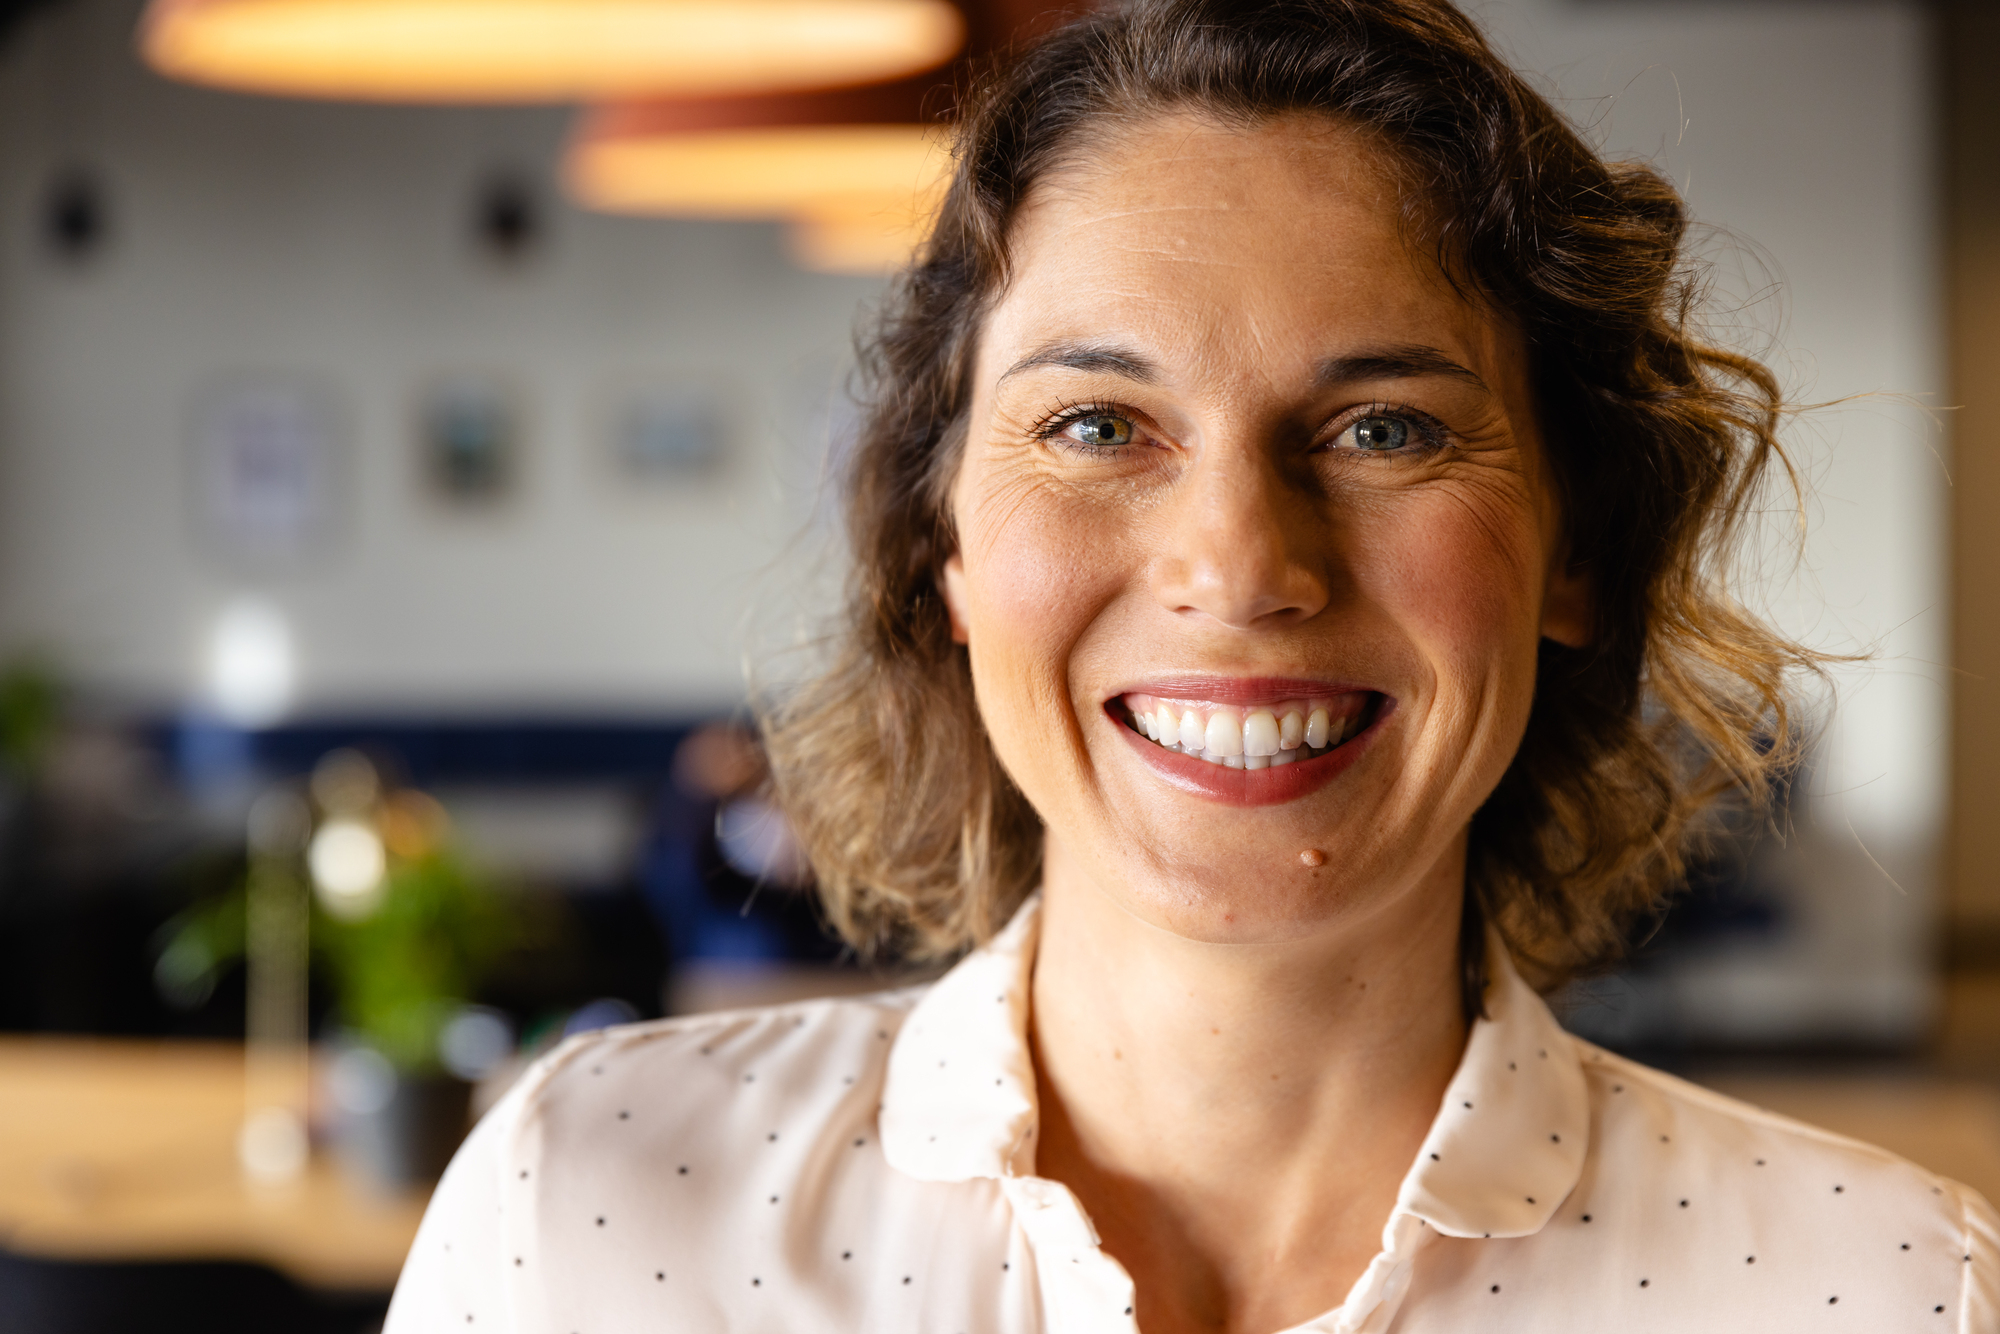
616;988;927;1042
505;988;923;1103
1566;1035;1944;1182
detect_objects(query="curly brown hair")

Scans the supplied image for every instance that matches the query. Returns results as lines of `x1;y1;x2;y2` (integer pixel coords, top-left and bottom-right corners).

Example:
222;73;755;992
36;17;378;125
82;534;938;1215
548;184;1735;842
760;0;1820;1000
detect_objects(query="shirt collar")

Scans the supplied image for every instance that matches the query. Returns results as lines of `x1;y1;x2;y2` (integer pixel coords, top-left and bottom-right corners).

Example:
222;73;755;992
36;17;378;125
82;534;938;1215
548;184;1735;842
1398;931;1589;1238
880;896;1042;1182
879;897;1589;1241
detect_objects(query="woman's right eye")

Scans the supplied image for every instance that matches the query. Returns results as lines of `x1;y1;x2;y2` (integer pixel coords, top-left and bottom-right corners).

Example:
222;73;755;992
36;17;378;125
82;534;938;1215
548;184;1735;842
1059;414;1135;448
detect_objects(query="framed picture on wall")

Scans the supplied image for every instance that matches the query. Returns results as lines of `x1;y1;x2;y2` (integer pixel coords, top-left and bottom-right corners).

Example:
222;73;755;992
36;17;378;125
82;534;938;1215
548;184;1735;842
600;376;729;485
186;373;346;568
417;374;525;507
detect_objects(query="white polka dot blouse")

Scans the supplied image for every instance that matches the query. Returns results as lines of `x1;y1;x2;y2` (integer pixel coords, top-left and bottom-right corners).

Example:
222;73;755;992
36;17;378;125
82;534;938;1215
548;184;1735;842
385;899;2000;1332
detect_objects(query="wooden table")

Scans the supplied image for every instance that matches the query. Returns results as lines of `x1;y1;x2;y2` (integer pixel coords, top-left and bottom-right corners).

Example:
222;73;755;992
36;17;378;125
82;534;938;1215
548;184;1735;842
0;1037;427;1292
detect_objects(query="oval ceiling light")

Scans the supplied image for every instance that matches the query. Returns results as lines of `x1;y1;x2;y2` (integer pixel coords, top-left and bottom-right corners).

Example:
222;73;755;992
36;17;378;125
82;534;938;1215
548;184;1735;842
565;79;952;273
786;192;945;274
562;3;1088;272
570;120;947;217
138;0;966;103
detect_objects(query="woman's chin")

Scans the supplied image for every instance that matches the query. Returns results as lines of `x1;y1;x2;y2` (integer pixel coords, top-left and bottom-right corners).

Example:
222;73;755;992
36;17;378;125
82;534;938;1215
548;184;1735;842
1059;835;1375;946
1127;883;1355;946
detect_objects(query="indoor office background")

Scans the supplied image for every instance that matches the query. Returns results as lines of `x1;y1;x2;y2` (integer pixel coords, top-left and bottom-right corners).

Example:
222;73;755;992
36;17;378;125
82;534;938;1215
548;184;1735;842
0;0;1990;1331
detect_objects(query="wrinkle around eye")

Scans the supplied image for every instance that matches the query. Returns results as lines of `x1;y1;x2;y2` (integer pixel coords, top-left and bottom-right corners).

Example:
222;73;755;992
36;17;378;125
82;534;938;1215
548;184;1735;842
954;455;1168;571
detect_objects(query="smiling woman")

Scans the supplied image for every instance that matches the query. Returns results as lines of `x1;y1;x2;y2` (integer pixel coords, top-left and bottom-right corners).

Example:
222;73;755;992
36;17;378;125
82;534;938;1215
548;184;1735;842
385;3;1998;1333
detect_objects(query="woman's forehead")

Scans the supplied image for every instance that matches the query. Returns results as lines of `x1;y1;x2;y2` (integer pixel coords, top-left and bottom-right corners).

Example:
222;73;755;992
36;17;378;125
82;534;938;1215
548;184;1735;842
980;111;1517;390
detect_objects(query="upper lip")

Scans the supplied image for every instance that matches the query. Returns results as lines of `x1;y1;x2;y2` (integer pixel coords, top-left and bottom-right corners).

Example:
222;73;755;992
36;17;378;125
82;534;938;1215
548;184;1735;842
1105;675;1383;707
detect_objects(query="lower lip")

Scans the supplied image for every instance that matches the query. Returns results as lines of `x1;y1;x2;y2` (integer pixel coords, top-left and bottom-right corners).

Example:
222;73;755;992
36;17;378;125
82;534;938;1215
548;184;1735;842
1109;701;1388;808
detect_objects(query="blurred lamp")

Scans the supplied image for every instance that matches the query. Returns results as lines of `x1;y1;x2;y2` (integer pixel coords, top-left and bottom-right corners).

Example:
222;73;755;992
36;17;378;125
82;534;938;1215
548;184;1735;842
208;596;294;728
138;0;966;103
309;818;388;919
564;82;949;272
563;2;1083;272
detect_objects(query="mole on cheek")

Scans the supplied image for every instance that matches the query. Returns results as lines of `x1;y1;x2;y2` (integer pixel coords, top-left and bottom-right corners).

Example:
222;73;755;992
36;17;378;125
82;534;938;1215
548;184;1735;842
1299;849;1326;868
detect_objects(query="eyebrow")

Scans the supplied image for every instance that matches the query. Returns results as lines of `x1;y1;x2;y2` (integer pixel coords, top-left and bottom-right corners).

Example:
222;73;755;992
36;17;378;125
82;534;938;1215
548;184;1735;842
997;339;1489;392
999;340;1161;383
1317;345;1488;391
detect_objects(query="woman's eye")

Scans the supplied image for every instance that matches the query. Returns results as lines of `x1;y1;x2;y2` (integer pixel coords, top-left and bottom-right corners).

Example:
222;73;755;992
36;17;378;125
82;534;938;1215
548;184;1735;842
1344;415;1411;451
1062;414;1134;448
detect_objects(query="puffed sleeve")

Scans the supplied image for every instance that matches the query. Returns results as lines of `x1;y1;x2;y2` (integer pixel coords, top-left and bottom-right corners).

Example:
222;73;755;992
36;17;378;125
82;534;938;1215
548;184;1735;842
383;1079;527;1334
1957;1178;2000;1334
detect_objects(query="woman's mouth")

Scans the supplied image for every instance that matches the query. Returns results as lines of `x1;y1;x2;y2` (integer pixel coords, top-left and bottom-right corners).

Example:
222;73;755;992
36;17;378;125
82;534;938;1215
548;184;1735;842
1115;691;1380;768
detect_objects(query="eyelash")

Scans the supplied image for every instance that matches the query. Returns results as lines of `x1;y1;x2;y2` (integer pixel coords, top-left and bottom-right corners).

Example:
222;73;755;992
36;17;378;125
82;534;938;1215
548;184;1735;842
1028;400;1452;456
1332;402;1452;456
1030;400;1127;453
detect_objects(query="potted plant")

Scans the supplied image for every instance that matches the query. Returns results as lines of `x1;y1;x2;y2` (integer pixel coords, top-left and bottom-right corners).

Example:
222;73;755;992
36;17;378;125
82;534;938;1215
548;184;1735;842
158;750;518;1189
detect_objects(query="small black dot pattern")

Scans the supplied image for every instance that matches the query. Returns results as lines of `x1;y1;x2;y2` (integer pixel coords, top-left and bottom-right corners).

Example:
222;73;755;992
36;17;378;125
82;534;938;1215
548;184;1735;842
389;912;1995;1334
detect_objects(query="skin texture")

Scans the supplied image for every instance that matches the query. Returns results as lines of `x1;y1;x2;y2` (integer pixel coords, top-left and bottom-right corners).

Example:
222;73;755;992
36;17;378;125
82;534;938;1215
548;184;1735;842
938;113;1589;1334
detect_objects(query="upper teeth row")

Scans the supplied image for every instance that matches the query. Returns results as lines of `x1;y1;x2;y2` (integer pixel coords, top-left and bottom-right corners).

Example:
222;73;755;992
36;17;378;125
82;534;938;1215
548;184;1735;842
1123;695;1351;767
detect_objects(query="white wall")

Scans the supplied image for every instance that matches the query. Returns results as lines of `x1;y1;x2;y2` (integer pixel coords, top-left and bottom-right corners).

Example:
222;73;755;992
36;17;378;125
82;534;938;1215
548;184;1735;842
1479;0;1945;831
1475;0;1943;1041
0;0;882;719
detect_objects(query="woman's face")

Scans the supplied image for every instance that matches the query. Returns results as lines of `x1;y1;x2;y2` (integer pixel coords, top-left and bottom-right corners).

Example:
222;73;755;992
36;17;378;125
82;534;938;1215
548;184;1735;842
941;112;1587;945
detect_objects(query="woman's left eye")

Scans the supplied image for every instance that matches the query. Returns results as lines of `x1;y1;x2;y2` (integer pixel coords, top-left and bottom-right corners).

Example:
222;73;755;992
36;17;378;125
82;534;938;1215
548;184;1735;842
1060;414;1135;448
1340;415;1414;452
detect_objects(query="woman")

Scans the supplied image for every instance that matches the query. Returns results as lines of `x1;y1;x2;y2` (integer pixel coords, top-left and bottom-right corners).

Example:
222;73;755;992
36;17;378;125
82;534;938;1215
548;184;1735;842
386;2;1998;1330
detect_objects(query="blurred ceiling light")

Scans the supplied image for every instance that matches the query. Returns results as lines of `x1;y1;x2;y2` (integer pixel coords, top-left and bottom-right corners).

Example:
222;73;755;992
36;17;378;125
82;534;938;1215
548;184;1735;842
208;596;294;728
787;188;945;272
562;4;1085;272
138;0;966;103
565;83;950;272
571;122;944;217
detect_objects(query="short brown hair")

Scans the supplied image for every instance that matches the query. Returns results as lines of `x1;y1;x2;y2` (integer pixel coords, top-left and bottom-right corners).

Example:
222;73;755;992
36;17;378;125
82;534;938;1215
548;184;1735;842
761;0;1820;995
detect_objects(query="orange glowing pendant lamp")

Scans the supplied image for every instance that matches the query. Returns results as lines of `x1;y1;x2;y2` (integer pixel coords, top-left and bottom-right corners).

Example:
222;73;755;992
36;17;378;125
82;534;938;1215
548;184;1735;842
564;0;1080;272
138;0;967;103
566;75;950;272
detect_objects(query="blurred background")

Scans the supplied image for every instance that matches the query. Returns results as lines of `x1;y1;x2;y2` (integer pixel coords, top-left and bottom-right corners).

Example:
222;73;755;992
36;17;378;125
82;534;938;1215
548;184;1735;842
0;0;1993;1330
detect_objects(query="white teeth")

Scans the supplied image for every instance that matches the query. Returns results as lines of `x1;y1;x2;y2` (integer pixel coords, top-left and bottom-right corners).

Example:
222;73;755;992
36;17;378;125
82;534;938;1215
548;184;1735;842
1243;710;1280;757
1125;694;1364;766
1305;707;1331;750
1279;710;1304;750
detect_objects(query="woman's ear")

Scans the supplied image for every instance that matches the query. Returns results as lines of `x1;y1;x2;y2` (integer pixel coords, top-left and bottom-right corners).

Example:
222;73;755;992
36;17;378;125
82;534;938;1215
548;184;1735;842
939;554;971;645
1541;553;1592;649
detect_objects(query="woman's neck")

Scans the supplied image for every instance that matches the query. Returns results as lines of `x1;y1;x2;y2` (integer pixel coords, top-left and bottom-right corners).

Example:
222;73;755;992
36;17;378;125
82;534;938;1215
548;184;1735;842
1028;835;1470;1334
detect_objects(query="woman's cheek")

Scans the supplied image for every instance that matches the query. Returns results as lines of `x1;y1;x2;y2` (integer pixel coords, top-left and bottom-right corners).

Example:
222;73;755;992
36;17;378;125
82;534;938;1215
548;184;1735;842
966;487;1123;651
1366;495;1546;701
962;488;1130;742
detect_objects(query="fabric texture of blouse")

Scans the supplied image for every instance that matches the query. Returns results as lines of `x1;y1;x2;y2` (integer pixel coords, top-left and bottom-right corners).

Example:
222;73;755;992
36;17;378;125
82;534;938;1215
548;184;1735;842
385;899;2000;1332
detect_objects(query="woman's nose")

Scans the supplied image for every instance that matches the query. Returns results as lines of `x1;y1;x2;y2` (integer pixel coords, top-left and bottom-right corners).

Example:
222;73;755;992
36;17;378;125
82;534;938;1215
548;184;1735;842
1152;448;1330;630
